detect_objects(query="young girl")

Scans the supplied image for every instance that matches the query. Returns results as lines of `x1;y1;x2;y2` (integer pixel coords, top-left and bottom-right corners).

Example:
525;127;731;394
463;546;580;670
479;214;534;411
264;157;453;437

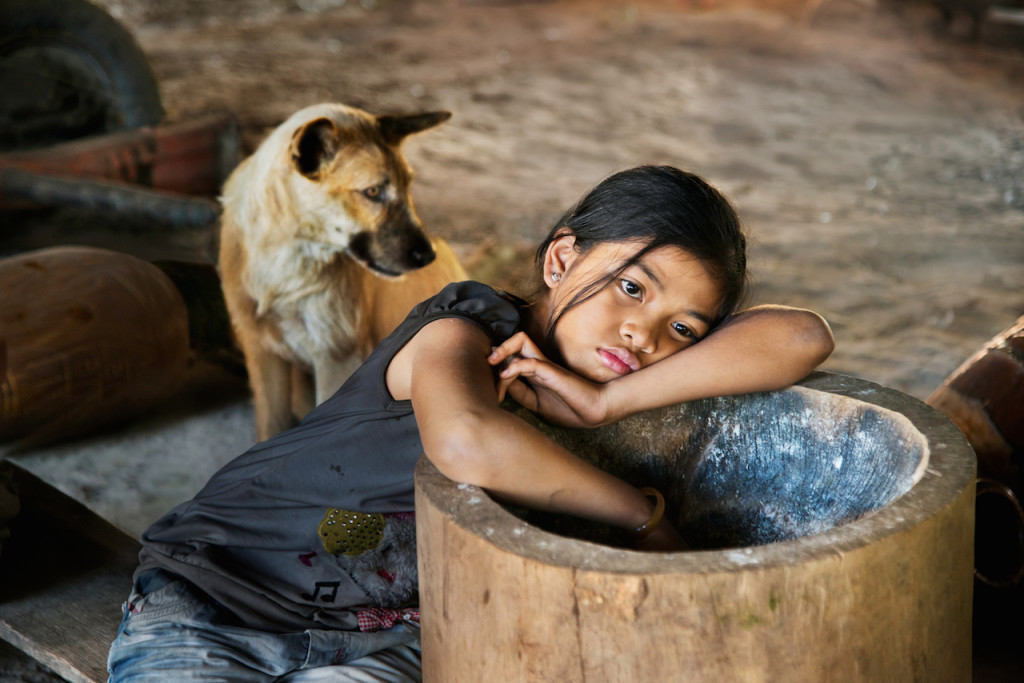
107;165;833;681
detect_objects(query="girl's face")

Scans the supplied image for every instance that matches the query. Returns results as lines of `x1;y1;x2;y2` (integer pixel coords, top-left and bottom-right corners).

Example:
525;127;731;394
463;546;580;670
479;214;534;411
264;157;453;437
543;238;722;383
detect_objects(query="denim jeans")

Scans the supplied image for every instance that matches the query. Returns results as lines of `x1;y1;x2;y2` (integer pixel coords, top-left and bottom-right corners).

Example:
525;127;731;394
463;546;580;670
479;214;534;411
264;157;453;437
107;570;421;682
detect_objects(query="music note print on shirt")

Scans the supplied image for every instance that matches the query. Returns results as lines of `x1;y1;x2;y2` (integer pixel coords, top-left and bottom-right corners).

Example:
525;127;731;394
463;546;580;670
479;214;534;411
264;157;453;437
301;580;340;603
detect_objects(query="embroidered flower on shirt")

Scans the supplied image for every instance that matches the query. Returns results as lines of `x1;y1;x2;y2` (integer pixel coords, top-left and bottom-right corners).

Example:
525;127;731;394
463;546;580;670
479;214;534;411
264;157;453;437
317;508;385;556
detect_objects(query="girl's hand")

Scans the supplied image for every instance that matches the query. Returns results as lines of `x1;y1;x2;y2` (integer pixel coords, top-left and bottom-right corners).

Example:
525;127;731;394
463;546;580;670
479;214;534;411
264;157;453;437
488;332;613;428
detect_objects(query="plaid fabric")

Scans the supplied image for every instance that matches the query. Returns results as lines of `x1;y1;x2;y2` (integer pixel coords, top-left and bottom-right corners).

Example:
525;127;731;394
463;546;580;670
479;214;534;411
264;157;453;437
356;607;420;632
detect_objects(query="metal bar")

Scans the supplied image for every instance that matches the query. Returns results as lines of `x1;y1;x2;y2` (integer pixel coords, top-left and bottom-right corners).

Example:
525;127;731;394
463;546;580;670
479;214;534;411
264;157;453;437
1;168;220;227
989;7;1024;26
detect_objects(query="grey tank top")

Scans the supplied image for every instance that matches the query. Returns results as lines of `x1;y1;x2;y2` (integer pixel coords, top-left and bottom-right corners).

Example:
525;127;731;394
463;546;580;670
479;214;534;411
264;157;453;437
135;281;523;632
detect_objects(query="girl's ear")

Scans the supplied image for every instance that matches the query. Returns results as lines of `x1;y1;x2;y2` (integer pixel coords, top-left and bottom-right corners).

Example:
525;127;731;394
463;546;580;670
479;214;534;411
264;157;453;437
543;232;578;287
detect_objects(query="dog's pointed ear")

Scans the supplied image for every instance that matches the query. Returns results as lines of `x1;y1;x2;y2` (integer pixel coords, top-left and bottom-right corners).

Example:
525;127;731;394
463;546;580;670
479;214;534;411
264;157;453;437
377;111;451;146
290;118;344;180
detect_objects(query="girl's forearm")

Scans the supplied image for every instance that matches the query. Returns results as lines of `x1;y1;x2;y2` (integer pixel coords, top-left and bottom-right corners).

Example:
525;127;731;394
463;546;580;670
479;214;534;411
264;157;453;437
408;318;656;533
428;406;654;531
604;305;834;421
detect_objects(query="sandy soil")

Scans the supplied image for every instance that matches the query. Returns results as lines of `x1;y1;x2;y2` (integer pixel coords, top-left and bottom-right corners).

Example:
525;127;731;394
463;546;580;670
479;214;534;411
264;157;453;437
1;0;1023;679
98;0;1023;402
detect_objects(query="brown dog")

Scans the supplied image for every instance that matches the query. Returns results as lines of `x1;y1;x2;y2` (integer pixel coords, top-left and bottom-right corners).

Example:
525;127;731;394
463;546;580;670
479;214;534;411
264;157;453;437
219;103;466;441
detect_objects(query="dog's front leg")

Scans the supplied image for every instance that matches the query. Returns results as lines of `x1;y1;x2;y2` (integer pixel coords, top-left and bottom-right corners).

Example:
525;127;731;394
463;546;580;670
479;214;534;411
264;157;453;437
246;347;294;442
290;365;316;422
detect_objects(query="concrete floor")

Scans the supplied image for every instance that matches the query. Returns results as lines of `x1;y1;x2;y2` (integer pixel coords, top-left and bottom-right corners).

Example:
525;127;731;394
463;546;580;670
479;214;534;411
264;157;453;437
1;361;1023;680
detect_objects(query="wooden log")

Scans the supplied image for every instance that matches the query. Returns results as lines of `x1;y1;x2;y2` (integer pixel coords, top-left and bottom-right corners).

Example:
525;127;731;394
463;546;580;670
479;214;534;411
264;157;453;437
416;373;976;682
0;246;190;445
928;315;1024;587
927;315;1024;486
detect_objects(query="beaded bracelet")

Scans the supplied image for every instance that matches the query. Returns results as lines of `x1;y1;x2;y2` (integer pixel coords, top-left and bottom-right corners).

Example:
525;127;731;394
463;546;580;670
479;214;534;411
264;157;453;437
631;487;665;540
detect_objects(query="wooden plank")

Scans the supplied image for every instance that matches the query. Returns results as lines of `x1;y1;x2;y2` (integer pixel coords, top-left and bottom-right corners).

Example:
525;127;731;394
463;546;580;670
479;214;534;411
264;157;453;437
0;461;140;683
0;112;239;200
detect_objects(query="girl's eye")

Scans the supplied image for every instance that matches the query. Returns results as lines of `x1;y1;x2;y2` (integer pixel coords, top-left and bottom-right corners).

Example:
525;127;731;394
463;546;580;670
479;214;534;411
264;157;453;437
619;279;642;299
672;322;696;341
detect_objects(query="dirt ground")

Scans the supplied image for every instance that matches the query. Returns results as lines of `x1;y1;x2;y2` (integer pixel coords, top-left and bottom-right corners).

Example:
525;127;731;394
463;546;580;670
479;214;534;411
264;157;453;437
2;0;1023;679
96;0;1023;402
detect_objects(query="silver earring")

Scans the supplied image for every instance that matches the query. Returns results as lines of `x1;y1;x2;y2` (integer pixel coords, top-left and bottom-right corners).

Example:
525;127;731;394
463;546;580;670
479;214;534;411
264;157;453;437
551;272;561;283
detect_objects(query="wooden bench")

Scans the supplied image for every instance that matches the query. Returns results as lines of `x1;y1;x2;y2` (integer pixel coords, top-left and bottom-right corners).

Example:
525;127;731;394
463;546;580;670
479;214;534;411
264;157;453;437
0;461;139;683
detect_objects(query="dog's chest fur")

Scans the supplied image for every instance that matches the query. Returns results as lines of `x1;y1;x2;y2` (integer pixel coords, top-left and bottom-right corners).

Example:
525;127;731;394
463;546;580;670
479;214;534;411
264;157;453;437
250;242;363;365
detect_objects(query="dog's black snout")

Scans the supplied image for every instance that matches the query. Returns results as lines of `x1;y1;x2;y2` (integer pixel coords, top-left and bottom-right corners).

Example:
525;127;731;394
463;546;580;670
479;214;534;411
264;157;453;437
351;224;439;276
401;229;436;268
411;246;436;267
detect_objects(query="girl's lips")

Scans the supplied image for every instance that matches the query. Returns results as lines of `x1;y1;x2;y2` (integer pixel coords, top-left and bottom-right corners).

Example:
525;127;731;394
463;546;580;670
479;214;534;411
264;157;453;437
598;348;639;375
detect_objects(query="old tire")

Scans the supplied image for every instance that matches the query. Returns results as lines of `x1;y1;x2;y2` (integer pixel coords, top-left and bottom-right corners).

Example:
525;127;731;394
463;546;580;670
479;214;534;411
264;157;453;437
0;0;164;151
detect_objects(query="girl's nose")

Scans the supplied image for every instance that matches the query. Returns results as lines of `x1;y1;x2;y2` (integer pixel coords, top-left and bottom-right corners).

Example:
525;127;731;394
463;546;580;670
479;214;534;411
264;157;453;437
621;321;654;355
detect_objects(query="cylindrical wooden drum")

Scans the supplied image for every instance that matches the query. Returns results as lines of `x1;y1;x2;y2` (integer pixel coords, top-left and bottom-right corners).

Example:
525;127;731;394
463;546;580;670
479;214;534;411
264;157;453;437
416;372;975;682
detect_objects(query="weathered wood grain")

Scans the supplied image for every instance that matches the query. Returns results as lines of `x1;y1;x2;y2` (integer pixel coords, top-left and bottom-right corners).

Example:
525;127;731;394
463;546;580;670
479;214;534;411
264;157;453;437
0;462;139;683
417;373;976;682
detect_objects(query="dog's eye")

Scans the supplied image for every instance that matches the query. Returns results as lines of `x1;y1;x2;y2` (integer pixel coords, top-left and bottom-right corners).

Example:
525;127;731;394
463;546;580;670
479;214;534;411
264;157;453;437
361;184;385;202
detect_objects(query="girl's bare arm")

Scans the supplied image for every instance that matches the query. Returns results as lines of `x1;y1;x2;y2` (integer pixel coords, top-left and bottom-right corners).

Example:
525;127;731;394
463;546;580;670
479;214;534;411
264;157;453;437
602;305;834;420
491;305;834;427
388;317;682;549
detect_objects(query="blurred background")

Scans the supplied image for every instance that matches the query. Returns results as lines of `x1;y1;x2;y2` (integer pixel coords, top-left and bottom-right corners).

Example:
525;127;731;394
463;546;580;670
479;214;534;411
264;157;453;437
0;0;1022;679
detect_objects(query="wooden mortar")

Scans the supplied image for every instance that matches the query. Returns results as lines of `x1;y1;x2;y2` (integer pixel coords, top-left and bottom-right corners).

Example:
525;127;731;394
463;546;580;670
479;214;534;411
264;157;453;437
415;372;975;682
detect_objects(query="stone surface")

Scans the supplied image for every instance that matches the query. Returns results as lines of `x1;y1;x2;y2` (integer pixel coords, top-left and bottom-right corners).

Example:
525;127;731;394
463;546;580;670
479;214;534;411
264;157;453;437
513;379;929;549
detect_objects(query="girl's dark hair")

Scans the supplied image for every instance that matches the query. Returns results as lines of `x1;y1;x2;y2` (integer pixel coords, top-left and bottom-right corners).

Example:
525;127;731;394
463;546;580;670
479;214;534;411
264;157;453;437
536;165;748;341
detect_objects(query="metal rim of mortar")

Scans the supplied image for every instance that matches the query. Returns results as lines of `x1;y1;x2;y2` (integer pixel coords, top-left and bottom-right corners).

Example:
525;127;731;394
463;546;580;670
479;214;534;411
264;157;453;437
415;372;977;574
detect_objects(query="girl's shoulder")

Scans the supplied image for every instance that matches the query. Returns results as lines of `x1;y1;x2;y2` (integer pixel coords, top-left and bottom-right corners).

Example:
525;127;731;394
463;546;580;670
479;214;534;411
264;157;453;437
409;280;526;346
